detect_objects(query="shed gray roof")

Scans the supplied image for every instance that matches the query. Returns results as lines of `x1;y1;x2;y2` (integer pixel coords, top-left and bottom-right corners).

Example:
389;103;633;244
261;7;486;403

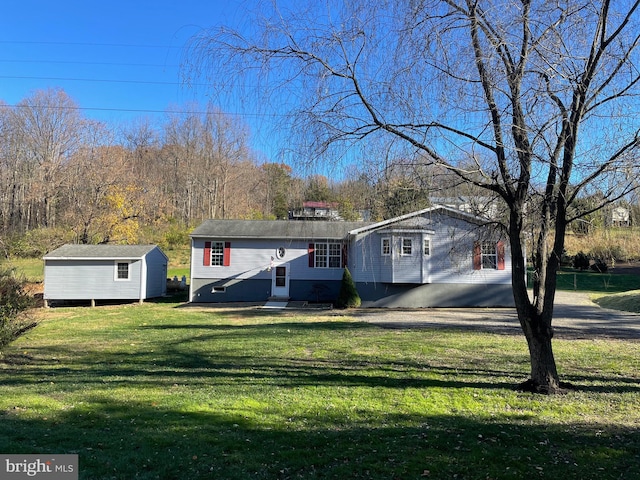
43;244;164;260
190;220;369;240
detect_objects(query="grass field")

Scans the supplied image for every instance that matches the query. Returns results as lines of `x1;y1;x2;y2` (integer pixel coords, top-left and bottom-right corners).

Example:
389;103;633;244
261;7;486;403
555;269;640;293
1;302;639;479
594;290;640;313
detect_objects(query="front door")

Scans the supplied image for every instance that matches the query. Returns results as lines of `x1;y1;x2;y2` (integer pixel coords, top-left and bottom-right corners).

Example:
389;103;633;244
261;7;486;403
271;263;290;298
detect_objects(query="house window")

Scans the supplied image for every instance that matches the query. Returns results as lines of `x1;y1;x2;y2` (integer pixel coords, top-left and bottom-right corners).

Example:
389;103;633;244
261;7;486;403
310;242;343;268
481;242;497;269
329;243;342;268
210;241;225;266
423;238;431;256
115;262;130;281
473;241;505;270
381;237;391;256
315;243;327;267
204;241;231;267
401;238;413;256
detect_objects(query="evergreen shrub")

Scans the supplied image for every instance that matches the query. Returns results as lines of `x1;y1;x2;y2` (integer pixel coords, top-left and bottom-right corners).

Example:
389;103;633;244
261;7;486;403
336;267;361;308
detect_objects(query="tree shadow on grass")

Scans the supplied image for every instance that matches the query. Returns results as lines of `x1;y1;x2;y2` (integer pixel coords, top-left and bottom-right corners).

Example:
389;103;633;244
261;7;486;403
1;398;638;479
0;343;521;392
2;328;638;395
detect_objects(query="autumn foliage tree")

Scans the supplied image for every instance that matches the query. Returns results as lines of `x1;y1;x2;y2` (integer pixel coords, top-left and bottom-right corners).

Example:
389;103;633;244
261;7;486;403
0;93;275;251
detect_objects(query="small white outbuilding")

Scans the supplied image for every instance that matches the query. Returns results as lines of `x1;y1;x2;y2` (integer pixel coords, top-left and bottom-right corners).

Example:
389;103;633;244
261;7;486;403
43;244;168;307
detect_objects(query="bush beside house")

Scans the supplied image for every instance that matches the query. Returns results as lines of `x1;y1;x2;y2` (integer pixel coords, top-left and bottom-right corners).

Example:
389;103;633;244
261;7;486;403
336;267;361;308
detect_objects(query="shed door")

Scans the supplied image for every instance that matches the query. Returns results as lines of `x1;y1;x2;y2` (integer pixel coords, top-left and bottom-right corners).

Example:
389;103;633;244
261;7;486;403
271;263;290;298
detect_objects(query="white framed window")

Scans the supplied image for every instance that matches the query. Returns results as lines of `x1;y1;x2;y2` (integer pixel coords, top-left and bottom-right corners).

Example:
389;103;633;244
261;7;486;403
313;242;343;268
423;238;431;256
114;261;131;281
381;237;391;256
329;243;342;268
481;242;497;269
401;238;413;256
315;243;327;267
212;286;226;293
210;241;225;266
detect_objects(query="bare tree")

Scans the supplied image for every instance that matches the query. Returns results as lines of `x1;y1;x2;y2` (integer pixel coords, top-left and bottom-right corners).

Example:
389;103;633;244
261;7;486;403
190;0;640;393
161;104;260;222
10;89;86;229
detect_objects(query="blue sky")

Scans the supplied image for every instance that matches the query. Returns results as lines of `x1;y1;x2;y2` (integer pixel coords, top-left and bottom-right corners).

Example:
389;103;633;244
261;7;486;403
0;1;258;141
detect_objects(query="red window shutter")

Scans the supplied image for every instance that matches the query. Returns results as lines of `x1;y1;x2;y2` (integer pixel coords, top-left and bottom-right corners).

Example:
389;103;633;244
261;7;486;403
204;241;211;266
342;244;348;268
497;241;505;270
308;243;315;268
473;241;481;270
223;242;231;266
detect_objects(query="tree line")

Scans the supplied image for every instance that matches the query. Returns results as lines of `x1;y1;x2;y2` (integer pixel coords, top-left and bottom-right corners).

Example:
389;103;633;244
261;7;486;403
0;88;474;255
1;87;636;260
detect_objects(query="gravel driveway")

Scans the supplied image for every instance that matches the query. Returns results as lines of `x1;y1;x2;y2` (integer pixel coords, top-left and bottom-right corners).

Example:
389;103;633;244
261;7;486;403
350;290;640;340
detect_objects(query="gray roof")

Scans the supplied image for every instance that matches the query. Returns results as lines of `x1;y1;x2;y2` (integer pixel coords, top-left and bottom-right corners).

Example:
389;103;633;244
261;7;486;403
190;220;369;240
349;205;488;236
43;244;164;260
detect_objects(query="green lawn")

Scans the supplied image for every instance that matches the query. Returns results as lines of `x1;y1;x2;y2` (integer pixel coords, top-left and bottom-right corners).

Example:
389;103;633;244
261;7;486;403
1;303;639;479
593;290;640;313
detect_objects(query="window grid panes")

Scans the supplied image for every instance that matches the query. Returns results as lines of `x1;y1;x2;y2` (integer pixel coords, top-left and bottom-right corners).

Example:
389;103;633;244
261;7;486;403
210;241;224;266
423;239;430;256
329;243;342;268
381;238;391;256
315;243;328;268
481;242;497;269
116;262;129;280
314;242;342;268
401;238;412;256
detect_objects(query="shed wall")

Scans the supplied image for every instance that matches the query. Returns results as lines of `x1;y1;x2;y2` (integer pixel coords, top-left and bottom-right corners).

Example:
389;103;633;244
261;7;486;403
44;259;143;300
144;248;168;298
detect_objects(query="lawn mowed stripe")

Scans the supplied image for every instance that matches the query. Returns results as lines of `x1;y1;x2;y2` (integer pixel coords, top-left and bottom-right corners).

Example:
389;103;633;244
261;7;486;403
1;303;639;479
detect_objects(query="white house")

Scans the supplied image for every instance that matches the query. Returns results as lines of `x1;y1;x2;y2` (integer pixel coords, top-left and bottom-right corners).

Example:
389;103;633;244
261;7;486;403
189;205;514;307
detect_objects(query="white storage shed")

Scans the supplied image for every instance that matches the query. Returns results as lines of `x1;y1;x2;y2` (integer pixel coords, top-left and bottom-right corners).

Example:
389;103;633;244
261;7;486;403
43;244;168;306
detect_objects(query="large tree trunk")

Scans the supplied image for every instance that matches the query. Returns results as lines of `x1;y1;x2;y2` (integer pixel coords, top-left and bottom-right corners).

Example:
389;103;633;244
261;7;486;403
510;212;564;394
518;311;562;394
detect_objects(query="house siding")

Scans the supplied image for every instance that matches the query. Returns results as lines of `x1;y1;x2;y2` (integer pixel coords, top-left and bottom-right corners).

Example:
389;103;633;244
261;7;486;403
191;278;340;303
356;283;513;307
352;212;511;286
190;238;345;302
44;259;143;300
